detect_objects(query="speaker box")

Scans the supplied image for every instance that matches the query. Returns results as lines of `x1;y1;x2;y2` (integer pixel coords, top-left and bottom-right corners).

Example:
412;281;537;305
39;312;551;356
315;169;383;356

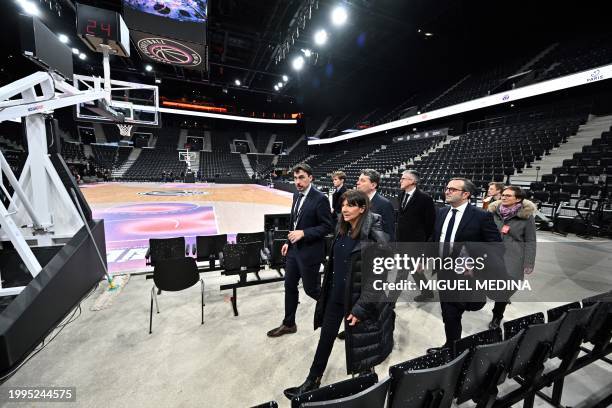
0;221;106;377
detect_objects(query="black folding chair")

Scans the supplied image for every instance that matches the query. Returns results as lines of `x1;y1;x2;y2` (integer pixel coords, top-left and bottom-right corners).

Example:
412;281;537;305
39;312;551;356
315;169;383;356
500;313;565;407
388;350;468;408
146;237;188;266
149;257;204;334
250;402;278;408
291;373;378;408
582;291;612;352
195;234;228;267
301;377;390;407
455;330;523;407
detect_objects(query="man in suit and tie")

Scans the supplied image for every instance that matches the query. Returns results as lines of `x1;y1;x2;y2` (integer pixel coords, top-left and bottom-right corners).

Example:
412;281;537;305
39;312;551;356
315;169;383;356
427;178;502;353
331;171;347;224
396;170;436;301
356;169;395;241
267;163;333;337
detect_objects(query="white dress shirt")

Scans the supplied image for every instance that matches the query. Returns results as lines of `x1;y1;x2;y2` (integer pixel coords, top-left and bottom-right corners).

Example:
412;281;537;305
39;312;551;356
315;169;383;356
293;184;312;228
401;187;416;207
439;201;469;244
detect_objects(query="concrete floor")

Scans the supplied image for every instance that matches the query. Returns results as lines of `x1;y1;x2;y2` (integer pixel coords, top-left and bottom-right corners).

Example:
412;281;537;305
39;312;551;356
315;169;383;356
1;232;611;407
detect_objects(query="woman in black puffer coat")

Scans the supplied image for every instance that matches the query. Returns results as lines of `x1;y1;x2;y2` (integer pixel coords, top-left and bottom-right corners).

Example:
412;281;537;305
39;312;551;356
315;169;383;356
284;190;394;399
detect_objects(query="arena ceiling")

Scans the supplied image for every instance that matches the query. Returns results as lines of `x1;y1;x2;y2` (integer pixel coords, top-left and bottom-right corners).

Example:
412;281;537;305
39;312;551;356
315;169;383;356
1;0;608;116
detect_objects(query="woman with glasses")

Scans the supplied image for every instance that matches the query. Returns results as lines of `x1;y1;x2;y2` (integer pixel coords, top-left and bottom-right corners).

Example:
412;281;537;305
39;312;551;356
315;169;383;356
487;185;537;329
283;190;393;398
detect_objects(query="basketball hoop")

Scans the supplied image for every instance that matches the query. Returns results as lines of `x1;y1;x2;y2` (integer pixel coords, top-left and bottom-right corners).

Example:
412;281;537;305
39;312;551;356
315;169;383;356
117;124;133;138
179;150;196;171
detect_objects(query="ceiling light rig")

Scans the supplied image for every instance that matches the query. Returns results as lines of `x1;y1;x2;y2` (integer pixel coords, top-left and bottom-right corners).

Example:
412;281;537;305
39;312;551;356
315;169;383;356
273;0;319;66
314;29;328;46
331;6;347;26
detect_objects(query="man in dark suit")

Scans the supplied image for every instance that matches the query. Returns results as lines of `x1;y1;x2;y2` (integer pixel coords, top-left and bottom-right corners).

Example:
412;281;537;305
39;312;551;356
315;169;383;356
267;163;333;337
356;169;395;241
427;178;502;353
396;170;436;301
331;171;347;224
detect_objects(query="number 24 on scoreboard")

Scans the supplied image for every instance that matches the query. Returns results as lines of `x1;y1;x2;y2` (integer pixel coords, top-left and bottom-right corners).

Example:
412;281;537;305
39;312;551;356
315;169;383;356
85;19;112;38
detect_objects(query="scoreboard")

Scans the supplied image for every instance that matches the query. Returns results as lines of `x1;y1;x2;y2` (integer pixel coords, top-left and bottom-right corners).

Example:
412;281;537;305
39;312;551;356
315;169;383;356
76;3;130;57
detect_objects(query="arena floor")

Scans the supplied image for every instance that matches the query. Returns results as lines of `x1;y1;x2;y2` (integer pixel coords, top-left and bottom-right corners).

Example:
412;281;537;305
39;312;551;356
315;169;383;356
81;182;293;274
2;182;609;407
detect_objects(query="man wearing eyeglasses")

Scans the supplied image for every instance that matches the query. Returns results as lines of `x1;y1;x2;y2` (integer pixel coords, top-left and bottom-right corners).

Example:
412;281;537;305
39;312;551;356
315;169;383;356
427;178;502;354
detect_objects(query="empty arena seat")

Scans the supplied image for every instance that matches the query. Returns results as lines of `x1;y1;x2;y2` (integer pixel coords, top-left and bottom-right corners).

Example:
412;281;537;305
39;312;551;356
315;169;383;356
300;377;390;408
149;257;204;334
454;330;522;406
146;237;188;266
290;373;379;408
195;234;228;262
388;350;468;408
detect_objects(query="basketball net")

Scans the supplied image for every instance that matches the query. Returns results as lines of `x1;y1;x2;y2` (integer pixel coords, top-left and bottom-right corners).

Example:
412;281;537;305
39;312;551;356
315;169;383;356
117;124;133;138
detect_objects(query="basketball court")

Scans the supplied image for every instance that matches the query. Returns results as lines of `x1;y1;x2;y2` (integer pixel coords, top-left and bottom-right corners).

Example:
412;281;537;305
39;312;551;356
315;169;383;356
81;182;292;274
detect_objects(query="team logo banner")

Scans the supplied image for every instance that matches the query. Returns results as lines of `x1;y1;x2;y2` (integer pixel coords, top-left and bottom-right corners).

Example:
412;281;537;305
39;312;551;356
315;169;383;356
131;30;205;70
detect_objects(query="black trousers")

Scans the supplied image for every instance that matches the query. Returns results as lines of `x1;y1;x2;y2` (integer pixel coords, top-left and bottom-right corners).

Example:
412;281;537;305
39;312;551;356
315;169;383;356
492;301;508;319
441;301;486;345
412;271;430;292
309;300;345;379
283;249;322;327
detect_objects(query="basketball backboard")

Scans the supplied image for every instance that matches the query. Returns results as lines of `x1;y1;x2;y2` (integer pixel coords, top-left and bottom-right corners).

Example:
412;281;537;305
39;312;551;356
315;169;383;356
73;75;159;126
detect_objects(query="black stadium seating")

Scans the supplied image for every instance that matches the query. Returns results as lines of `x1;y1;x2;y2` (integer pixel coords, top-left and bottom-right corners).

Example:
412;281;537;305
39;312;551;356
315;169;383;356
262;292;611;408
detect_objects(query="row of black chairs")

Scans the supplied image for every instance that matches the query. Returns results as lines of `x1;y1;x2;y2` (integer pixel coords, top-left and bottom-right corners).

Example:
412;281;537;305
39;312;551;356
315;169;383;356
254;291;611;408
144;214;294;326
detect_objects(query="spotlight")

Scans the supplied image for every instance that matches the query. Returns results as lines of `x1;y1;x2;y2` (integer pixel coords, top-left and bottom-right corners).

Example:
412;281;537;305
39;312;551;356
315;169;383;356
79;53;86;60
58;34;69;44
155;78;162;84
282;75;289;82
145;65;153;72
278;82;283;88
235;79;241;86
292;56;305;71
424;32;434;37
72;48;80;55
274;85;279;91
302;49;312;58
331;6;347;26
314;29;328;45
18;0;39;16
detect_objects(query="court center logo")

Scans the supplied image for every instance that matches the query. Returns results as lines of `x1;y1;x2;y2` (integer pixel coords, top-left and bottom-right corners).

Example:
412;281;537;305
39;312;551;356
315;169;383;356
138;190;208;197
138;38;202;68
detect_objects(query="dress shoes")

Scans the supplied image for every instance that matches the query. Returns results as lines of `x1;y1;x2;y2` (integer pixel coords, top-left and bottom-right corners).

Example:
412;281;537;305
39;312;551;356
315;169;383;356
283;376;321;400
426;344;450;354
414;290;434;302
267;324;297;338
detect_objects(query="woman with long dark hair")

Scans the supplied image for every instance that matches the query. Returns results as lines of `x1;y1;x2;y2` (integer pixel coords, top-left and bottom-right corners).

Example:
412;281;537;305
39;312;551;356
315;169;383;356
284;190;394;398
